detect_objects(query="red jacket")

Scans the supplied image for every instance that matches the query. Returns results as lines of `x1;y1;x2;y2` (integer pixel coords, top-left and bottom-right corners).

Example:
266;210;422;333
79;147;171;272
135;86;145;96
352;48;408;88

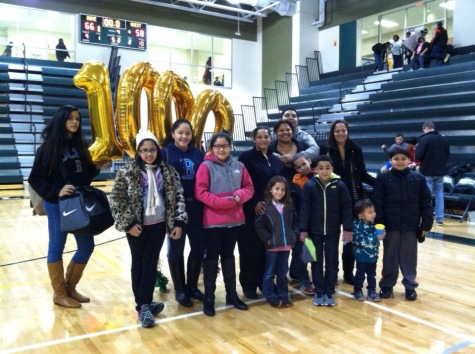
195;154;254;228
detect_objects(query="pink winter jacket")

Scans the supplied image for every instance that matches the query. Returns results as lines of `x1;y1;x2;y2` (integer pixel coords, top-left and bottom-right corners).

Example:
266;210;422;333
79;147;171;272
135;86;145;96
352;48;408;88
195;153;254;228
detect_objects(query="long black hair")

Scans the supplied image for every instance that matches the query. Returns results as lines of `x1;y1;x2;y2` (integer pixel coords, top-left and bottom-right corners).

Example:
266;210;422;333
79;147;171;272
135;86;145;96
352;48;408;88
40;105;91;170
327;119;349;148
162;119;196;147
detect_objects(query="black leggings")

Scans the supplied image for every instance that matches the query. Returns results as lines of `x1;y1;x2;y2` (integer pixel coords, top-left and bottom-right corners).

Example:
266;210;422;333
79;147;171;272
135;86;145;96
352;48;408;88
204;226;241;261
127;222;166;311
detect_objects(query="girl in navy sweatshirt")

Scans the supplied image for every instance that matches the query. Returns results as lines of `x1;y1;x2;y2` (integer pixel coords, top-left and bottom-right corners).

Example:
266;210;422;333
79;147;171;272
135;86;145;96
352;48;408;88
161;119;205;308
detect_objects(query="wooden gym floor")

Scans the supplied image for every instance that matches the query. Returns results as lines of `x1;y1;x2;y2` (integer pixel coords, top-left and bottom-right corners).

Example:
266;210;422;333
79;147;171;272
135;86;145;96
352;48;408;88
0;197;474;354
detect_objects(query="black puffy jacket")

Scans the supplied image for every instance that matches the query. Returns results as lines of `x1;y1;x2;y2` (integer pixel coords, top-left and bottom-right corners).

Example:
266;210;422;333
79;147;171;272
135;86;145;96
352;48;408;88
299;174;353;236
372;168;433;232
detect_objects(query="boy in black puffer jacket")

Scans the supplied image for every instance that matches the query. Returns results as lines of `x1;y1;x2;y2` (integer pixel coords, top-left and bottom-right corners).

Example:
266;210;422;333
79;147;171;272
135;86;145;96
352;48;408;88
371;148;433;301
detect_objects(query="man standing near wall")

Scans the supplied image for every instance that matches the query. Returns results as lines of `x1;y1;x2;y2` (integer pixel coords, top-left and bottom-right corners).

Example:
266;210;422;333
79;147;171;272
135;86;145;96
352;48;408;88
415;122;450;226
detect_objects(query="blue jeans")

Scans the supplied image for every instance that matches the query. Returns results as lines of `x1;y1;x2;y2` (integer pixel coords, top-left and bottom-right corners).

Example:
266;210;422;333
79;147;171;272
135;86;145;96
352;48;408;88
354;261;377;293
374;53;384;71
310;233;339;295
425;176;444;223
262;250;290;299
43;200;95;263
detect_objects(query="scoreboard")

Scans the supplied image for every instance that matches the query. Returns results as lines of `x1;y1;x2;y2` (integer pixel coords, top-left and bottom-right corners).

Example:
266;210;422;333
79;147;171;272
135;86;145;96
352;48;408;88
79;14;147;51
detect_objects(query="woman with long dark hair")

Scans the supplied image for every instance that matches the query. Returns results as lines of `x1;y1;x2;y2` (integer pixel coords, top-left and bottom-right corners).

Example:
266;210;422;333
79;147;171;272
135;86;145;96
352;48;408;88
195;132;254;316
237;126;283;299
161;119;205;308
28;105;108;309
110;130;187;328
320;120;376;285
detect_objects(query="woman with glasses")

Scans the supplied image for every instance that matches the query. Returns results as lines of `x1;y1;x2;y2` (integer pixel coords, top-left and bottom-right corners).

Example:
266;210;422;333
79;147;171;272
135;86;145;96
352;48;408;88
195;132;254;316
161;119;205;308
110;130;188;328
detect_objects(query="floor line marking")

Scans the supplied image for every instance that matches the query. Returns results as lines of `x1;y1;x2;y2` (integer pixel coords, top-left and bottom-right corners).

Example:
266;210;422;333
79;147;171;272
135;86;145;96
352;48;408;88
442;340;475;353
1;289;473;353
336;289;475;342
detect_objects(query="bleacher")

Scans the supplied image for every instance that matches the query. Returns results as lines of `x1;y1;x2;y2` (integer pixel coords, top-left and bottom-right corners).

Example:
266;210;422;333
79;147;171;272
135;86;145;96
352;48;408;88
231;51;475;220
0;57;112;197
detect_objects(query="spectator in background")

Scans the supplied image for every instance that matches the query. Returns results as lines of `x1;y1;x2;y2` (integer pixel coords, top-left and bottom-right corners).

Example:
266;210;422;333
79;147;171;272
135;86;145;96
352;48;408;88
403;29;428;61
415;122;450;226
56;38;70;62
1;41;13;57
430;21;449;66
380;133;409;174
213;77;223;86
390;35;403;69
410;36;431;71
203;57;212;85
403;32;413;65
372;41;391;72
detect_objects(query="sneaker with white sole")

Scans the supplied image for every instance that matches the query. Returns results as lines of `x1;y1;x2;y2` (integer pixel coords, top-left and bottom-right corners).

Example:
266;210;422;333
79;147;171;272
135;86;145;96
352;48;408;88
313;293;324;306
324;293;336;307
368;291;381;302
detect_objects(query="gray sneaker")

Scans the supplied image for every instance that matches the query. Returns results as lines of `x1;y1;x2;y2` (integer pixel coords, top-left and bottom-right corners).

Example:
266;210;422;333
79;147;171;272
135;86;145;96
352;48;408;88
139;304;156;328
313;293;324;306
324;293;336;307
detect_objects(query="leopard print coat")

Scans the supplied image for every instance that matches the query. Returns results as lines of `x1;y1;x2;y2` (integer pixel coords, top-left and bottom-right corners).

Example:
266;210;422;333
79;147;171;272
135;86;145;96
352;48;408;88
110;159;188;233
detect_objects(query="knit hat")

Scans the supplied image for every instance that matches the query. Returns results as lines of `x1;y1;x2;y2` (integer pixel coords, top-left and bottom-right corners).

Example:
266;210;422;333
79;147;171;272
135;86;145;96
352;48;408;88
135;129;159;150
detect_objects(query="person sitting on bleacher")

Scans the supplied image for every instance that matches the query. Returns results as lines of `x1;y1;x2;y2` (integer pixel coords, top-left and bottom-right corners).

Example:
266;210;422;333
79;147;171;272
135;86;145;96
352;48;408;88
430;21;449;67
380;133;408;173
410;36;431;71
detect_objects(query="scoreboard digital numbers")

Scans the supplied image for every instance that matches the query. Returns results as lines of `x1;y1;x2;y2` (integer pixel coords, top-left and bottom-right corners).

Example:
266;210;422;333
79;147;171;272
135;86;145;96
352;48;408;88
79;14;147;51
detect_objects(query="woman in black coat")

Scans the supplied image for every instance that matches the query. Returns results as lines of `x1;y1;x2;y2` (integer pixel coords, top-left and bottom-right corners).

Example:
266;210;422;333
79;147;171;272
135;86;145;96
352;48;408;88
320;119;376;284
238;126;283;299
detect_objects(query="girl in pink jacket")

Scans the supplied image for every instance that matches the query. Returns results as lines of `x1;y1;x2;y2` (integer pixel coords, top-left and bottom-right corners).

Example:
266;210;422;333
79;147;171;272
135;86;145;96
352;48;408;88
195;132;254;316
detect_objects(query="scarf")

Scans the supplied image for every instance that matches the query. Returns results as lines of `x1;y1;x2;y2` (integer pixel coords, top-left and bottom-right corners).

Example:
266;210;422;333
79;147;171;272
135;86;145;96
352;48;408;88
144;164;161;216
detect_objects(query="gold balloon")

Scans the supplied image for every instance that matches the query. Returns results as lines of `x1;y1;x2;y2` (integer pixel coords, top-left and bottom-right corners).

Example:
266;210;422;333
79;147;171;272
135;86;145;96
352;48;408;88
73;61;123;162
188;89;234;150
116;62;159;157
150;71;194;147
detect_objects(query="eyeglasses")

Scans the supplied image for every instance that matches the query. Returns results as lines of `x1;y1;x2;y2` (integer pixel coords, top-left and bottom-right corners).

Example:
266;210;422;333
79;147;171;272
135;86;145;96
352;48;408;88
139;148;158;155
212;144;230;150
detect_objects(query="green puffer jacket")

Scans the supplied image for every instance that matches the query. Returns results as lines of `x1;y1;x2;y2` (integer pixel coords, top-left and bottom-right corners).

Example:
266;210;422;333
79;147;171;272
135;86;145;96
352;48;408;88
110;159;188;233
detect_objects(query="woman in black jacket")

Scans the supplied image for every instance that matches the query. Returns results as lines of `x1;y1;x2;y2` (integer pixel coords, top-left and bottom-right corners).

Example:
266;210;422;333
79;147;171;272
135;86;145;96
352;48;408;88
238;127;283;299
320;120;376;284
28;105;108;308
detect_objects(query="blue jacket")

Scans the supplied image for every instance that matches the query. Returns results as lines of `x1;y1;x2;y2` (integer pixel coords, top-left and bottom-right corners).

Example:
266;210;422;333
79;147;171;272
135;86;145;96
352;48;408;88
255;202;298;249
352;218;379;263
299;173;353;236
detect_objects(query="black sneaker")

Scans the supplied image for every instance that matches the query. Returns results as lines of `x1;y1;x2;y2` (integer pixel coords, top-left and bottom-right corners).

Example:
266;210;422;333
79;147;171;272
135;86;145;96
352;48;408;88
267;297;283;308
281;297;293;307
151;302;165;316
139;304;156;328
380;287;394;299
405;289;417;301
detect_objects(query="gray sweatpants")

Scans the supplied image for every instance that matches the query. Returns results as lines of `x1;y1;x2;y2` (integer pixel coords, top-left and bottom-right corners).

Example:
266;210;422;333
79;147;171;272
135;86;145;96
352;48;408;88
379;230;419;291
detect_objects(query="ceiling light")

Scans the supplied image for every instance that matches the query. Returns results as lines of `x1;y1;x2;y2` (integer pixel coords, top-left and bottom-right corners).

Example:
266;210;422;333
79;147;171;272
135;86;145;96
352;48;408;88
440;1;455;10
361;30;368;35
374;19;399;28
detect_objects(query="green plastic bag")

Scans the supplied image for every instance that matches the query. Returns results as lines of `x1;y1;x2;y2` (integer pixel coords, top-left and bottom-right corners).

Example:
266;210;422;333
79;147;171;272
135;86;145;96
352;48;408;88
301;238;317;263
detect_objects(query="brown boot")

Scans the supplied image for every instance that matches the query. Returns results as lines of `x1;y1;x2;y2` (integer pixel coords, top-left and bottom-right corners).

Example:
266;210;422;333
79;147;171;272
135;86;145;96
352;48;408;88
65;260;90;303
47;261;81;308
